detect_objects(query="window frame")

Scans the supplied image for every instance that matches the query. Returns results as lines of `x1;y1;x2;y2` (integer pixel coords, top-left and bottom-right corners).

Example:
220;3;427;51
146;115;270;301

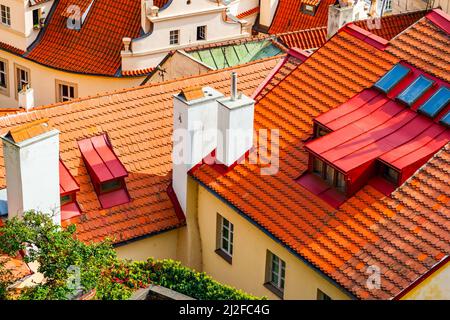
196;25;207;41
215;214;234;264
0;57;9;96
14;64;30;99
1;5;11;27
55;79;78;103
264;251;286;299
311;156;347;193
169;29;180;45
380;163;400;185
384;0;393;12
317;289;332;300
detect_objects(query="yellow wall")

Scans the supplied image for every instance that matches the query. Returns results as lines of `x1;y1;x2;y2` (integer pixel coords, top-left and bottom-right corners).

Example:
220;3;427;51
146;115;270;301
0;50;144;108
401;261;450;300
115;227;185;262
196;184;352;300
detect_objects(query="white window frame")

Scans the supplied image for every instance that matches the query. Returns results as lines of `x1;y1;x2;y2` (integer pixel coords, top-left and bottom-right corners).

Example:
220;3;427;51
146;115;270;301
56;80;77;103
0;58;9;96
219;215;234;257
14;64;30;99
269;252;286;291
1;5;11;27
197;25;207;41
169;30;180;45
384;0;393;12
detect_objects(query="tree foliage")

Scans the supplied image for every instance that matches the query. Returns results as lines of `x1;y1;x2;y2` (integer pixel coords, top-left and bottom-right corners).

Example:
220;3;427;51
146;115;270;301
0;211;262;300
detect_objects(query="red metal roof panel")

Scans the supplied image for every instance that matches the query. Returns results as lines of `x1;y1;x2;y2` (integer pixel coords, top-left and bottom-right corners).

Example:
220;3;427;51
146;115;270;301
59;160;80;195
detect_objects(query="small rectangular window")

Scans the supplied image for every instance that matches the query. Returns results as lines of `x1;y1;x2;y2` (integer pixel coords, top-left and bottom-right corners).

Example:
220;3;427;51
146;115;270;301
1;5;11;26
314;124;330;138
56;80;77;103
317;289;332;300
265;251;286;298
32;9;41;27
170;30;180;45
335;171;346;193
325;164;335;184
397;75;434;106
374;64;410;93
15;64;30;98
197;25;207;41
60;194;74;206
0;59;8;94
382;165;399;184
384;0;393;12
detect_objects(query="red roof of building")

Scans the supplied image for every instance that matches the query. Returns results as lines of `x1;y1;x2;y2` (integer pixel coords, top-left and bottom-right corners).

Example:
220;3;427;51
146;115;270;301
268;0;335;34
25;0;142;76
277;27;327;49
354;10;428;40
0;57;280;244
191;10;450;299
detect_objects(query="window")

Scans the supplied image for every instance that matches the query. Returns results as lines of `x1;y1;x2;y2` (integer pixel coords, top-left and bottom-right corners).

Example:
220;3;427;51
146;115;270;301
216;214;234;263
14;64;30;98
418;87;450;118
397;75;435;106
382;164;399;184
301;3;317;16
100;180;123;194
1;5;11;26
169;30;180;45
374;64;410;93
265;251;286;298
33;9;41;28
0;58;8;95
56;80;77;102
317;289;332;300
60;194;74;206
311;157;346;193
384;0;393;12
197;25;206;41
314;124;330;138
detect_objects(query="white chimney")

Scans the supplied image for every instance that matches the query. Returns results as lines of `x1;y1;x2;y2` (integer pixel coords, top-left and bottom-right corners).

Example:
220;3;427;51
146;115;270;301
172;86;224;214
259;0;279;30
18;86;34;111
327;1;371;38
1;120;61;225
216;73;255;167
141;0;153;33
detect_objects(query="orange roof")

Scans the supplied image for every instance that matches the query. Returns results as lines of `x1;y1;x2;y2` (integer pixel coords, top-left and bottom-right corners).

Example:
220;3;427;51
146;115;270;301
191;12;450;299
25;0;142;76
268;0;335;34
354;10;428;40
277;27;327;49
5;119;51;143
236;7;260;20
0;57;280;244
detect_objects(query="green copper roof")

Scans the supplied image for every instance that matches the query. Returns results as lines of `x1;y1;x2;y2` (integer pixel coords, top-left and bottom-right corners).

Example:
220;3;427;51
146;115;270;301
186;39;283;70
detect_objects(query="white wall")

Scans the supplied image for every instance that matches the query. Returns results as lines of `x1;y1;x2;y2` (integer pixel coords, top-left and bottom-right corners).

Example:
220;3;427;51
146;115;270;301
259;0;279;28
123;0;251;71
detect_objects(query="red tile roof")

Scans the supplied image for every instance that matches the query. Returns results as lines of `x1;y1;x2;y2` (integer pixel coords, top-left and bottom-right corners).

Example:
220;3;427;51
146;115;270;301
0;42;25;56
277;27;327;49
236;7;260;19
191;11;450;299
354;10;428;40
0;57;280;244
268;0;335;34
25;0;142;76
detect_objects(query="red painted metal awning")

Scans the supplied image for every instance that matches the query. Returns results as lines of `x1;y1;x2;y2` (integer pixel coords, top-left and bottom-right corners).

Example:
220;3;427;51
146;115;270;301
77;134;128;183
59;160;79;196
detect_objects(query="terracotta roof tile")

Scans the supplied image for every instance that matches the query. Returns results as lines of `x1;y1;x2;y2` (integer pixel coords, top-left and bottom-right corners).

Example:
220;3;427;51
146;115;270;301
191;13;450;299
25;0;142;76
354;10;428;41
269;0;335;34
236;6;260;19
0;57;280;244
277;27;327;49
387;15;450;82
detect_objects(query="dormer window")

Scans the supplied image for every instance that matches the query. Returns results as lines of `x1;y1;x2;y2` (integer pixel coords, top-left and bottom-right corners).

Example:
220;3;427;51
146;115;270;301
380;163;399;185
59;160;81;221
300;1;320;16
78;134;130;209
314;123;330;138
311;157;346;193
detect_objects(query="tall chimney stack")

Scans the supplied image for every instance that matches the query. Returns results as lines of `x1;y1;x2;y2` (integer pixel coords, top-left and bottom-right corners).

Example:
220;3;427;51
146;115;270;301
1;119;61;225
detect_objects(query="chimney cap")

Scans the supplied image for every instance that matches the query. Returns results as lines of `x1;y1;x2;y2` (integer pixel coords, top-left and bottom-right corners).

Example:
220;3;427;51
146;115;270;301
4;119;52;144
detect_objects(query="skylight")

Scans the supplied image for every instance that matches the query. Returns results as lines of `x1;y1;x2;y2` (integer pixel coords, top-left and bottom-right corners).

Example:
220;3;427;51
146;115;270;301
418;87;450;118
397;75;434;106
373;64;410;93
440;111;450;127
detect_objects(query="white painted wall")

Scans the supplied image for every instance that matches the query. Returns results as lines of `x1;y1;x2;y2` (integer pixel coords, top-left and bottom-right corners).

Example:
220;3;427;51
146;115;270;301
327;1;371;38
0;0;54;50
123;0;252;71
2;128;61;225
0;50;144;108
172;86;224;213
259;0;279;29
216;94;254;167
